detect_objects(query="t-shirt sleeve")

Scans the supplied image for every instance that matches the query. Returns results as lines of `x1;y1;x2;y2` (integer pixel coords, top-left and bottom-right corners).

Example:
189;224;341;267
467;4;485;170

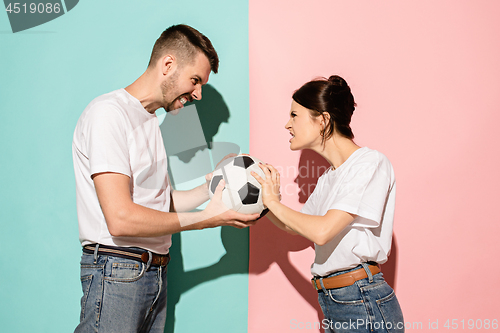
300;191;316;215
329;158;392;228
84;103;131;178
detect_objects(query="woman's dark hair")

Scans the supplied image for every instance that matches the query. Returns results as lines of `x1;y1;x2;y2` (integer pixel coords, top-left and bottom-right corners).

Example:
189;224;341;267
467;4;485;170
292;75;356;141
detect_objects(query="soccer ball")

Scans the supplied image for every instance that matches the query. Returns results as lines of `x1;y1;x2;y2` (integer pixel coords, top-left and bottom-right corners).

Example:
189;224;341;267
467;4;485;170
208;155;269;216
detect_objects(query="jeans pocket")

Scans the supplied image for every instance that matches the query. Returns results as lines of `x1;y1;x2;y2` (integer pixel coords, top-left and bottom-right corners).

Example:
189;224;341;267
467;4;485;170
105;262;144;283
376;286;405;333
80;274;93;322
327;284;365;305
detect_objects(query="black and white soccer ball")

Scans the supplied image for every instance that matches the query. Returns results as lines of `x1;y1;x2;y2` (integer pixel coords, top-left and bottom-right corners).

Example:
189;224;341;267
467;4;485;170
208;155;269;216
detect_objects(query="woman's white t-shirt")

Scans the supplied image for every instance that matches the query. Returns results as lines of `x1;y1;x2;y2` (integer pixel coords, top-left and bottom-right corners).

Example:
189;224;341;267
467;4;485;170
301;147;396;277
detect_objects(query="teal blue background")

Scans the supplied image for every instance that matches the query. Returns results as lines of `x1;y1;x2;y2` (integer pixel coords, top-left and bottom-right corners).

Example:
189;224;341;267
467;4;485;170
0;1;250;332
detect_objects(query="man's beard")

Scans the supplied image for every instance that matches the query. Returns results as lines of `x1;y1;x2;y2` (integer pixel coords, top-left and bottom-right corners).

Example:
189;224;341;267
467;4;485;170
161;69;181;113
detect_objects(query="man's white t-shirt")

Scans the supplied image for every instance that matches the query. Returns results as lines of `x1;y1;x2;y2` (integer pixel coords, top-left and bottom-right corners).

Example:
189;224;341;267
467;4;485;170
72;89;171;254
301;147;396;277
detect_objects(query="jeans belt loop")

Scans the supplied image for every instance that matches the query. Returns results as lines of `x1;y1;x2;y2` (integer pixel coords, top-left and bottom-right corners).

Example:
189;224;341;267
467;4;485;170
312;276;319;291
361;262;373;283
93;244;100;264
319;277;328;294
145;250;153;271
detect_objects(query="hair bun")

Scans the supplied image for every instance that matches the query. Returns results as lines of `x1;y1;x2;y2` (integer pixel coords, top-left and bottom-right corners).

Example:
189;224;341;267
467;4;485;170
328;75;346;86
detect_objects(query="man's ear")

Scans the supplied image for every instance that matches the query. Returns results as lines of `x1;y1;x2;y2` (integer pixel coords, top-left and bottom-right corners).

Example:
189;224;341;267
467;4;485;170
160;54;176;75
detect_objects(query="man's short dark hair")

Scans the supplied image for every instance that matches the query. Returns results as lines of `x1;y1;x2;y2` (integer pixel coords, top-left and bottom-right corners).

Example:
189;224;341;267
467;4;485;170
148;24;219;73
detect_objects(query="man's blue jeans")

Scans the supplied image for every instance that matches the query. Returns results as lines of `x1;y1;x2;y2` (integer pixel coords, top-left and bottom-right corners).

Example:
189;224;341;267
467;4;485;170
74;250;168;333
317;263;404;333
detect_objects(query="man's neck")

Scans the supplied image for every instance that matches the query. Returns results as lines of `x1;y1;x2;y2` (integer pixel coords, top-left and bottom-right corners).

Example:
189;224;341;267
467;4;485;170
125;72;161;114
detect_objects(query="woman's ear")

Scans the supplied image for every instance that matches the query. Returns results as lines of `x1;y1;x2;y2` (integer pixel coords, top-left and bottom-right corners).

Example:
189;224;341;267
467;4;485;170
322;112;331;123
321;112;331;132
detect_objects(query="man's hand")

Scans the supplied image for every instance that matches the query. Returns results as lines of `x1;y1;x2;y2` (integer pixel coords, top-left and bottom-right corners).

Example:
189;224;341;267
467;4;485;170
198;178;260;229
174;154;239;213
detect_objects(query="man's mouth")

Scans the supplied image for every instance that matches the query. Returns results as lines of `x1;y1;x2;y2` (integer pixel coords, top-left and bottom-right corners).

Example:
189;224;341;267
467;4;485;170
179;94;193;105
168;95;191;114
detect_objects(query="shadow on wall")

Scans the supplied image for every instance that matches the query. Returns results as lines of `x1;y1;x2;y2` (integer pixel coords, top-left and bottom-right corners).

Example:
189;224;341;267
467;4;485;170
160;85;247;333
160;84;240;187
250;149;398;332
164;227;249;333
250;149;329;332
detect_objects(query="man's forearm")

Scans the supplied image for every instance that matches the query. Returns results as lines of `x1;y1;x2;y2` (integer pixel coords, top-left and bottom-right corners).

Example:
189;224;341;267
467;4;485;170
94;172;259;238
106;201;209;237
171;183;210;212
107;198;257;237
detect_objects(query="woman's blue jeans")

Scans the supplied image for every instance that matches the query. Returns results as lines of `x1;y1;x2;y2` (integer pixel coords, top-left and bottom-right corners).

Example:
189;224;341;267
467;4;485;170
74;250;168;333
317;263;404;333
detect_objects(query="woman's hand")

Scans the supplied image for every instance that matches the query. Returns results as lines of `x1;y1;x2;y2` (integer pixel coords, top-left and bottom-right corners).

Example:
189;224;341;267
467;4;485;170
251;163;281;208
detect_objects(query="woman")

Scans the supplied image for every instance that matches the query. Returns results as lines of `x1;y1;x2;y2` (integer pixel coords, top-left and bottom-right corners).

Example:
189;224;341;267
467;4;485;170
252;75;404;333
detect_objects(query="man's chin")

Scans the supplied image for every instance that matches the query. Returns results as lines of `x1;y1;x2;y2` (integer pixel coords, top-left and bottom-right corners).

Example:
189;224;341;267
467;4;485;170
164;104;183;115
168;108;181;115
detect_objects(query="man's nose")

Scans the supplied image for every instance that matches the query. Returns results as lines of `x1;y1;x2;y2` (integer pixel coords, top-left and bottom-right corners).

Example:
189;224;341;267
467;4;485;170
192;86;202;100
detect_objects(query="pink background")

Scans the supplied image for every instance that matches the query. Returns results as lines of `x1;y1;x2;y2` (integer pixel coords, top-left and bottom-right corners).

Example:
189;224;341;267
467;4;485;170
249;1;500;332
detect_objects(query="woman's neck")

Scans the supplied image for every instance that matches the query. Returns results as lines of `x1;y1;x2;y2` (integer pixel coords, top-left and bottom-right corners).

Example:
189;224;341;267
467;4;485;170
315;135;360;170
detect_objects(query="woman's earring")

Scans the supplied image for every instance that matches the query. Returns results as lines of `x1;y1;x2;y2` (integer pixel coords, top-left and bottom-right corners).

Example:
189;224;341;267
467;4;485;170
320;124;326;136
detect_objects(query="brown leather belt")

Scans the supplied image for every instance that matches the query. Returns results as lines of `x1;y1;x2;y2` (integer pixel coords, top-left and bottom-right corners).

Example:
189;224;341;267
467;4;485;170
83;244;170;267
312;264;380;290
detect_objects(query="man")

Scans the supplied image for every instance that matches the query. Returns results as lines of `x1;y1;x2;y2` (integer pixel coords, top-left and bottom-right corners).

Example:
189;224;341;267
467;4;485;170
72;24;259;333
